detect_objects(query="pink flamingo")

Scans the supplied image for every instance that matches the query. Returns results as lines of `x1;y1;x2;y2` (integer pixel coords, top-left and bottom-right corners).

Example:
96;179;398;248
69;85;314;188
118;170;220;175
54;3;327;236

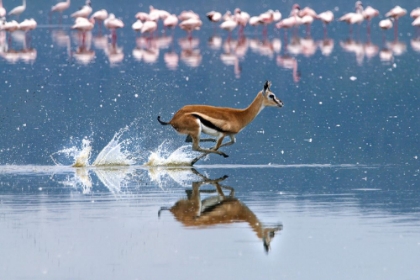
300;14;314;36
91;9;108;34
234;8;250;36
180;18;202;39
149;6;170;21
385;6;407;38
411;8;420;19
362;6;379;35
104;13;124;44
0;0;6;18
276;15;301;42
71;0;92;19
379;18;393;42
141;20;158;38
132;19;143;35
316;11;334;38
72;17;94;45
220;18;237;40
50;0;70;23
339;1;364;35
8;0;26;19
178;10;199;21
2;19;19;43
259;10;277;36
163;14;178;30
18;18;37;31
135;12;150;22
207;11;222;23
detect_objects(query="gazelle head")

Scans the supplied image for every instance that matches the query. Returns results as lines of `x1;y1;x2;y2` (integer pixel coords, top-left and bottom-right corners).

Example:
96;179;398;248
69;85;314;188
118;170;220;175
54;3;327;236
262;224;283;253
262;81;284;108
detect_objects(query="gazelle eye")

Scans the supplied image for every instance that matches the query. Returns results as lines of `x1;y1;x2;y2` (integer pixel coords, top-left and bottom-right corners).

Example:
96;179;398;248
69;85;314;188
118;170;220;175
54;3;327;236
269;94;275;99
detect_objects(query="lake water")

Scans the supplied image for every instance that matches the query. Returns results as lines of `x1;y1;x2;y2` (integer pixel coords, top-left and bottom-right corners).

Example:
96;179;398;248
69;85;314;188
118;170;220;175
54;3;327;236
1;0;419;279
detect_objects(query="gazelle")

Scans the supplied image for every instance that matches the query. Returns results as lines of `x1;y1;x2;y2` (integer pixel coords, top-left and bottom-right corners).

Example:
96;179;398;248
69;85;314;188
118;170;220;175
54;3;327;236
158;169;282;252
157;81;283;164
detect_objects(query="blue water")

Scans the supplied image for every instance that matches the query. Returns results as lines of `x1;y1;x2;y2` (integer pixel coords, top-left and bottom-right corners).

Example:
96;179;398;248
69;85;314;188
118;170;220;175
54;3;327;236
1;0;419;279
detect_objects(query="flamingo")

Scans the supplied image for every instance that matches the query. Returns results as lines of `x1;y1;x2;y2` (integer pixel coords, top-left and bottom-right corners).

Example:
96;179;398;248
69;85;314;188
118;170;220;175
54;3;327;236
180;17;202;39
299;7;317;18
362;6;379;35
71;0;92;18
259;10;277;36
51;0;70;14
339;1;364;35
411;8;420;18
0;0;6;18
275;15;301;39
385;6;407;38
91;9;108;33
91;9;108;22
178;10;199;21
207;11;222;23
149;6;170;21
18;18;37;32
316;11;334;37
132;19;143;34
220;18;237;39
163;14;178;30
2;19;19;32
72;17;94;45
8;0;26;19
141;20;157;38
135;12;150;22
289;4;300;17
234;8;250;35
379;18;393;42
104;13;124;43
300;15;314;36
379;18;393;30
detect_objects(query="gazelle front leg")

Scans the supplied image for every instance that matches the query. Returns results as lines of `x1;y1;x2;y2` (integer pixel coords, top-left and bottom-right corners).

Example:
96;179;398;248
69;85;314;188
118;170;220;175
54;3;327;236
218;135;236;148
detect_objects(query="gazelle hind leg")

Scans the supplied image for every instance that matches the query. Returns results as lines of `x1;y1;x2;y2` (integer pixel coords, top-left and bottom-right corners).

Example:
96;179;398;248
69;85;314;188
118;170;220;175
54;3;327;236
190;134;228;158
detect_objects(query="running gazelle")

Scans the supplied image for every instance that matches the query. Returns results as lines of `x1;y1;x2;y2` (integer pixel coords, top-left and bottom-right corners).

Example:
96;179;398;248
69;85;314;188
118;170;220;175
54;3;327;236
157;81;283;164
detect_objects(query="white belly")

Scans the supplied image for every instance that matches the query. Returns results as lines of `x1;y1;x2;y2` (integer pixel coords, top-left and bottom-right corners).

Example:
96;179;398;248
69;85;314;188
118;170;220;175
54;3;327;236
200;123;221;137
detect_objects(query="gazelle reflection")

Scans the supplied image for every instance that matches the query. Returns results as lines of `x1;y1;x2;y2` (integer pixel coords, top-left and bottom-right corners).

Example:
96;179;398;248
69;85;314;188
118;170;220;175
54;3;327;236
158;169;282;252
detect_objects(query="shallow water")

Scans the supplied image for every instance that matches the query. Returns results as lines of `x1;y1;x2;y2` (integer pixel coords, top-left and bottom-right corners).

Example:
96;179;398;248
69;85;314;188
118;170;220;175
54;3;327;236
1;165;419;279
1;0;420;279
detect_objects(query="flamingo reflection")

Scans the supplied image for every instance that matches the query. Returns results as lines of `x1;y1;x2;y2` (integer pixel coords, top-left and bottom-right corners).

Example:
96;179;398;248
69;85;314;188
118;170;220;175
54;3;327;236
317;38;334;56
179;36;201;67
0;27;36;64
72;30;95;65
410;38;420;53
158;169;282;252
132;36;159;64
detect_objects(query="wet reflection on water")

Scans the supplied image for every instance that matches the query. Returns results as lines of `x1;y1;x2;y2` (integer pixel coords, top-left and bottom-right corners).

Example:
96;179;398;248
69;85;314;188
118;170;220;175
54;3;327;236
158;168;282;252
0;165;419;279
1;25;419;80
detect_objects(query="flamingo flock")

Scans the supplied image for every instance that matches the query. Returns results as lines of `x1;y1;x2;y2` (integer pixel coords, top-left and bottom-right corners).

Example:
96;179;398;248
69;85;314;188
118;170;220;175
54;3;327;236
1;1;420;66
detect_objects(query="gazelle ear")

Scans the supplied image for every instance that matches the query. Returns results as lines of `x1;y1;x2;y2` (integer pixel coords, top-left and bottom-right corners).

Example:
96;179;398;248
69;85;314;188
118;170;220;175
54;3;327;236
263;80;271;93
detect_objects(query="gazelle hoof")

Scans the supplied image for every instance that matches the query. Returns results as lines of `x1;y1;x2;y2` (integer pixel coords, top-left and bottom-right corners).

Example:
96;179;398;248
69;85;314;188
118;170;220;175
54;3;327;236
221;153;229;158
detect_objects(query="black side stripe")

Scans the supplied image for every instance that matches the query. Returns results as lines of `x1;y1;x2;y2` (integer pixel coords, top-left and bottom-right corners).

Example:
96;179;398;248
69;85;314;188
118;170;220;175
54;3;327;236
192;114;226;133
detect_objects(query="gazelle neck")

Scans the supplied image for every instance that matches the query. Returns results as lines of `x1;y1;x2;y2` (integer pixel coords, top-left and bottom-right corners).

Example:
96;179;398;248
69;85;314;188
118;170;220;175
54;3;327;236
239;92;265;127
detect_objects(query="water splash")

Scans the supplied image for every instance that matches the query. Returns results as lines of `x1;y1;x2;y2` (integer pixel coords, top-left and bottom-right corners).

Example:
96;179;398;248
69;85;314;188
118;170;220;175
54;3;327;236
144;140;204;166
50;138;92;167
92;125;138;166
